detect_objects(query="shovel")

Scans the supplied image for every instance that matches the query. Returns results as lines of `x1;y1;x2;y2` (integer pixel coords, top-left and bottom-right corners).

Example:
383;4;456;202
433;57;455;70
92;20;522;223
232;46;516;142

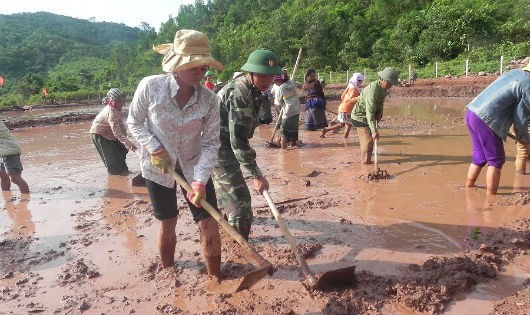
130;149;146;186
168;168;273;292
366;138;390;181
263;190;356;289
266;107;283;148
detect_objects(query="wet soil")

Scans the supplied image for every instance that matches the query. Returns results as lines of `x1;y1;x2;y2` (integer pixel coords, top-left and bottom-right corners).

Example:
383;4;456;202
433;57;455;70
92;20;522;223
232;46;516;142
1;76;529;315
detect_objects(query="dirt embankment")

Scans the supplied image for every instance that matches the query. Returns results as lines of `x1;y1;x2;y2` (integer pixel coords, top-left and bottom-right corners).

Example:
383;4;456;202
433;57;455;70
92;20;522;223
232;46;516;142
326;75;498;100
390;75;498;98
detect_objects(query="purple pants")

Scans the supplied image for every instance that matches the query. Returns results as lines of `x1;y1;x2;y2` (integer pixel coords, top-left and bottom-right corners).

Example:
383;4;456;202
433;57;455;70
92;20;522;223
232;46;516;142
465;109;505;168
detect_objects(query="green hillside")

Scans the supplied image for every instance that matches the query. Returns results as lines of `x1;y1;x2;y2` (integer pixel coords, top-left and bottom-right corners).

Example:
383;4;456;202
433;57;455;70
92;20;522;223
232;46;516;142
0;0;529;108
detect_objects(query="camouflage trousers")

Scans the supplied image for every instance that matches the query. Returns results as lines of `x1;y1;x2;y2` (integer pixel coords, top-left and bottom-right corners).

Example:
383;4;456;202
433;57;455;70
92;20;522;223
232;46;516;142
212;159;253;240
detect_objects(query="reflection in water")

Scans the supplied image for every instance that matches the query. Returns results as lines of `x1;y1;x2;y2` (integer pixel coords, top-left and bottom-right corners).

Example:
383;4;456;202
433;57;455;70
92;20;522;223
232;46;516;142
102;176;143;253
0;192;35;273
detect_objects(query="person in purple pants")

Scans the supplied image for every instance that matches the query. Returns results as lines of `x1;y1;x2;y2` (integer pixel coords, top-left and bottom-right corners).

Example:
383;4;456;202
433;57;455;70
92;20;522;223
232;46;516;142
465;64;530;195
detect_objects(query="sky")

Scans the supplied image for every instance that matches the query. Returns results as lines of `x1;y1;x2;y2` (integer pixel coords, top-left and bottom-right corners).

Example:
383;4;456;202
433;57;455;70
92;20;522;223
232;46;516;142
2;0;196;31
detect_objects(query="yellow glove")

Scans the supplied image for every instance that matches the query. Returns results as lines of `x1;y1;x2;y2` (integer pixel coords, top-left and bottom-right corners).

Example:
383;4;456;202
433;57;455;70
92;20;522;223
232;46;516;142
186;181;206;208
150;148;170;173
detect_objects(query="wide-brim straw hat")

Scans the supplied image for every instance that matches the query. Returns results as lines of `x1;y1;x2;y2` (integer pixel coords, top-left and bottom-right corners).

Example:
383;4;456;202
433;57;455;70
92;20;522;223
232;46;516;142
153;29;224;73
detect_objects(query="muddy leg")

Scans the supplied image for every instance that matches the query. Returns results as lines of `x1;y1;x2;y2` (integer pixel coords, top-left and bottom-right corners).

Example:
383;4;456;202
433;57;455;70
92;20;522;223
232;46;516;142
280;136;288;150
0;168;11;191
486;166;501;195
465;163;483;188
357;127;373;164
515;140;528;175
321;123;343;138
158;217;178;267
343;124;352;138
198;217;221;279
10;174;29;194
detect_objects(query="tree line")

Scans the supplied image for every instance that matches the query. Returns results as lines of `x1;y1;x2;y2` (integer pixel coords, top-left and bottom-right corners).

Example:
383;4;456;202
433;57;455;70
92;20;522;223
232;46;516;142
0;0;528;107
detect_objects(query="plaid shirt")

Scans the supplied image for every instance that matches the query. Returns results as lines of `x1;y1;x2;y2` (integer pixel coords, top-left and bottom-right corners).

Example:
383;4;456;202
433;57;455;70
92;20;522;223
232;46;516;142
89;105;136;150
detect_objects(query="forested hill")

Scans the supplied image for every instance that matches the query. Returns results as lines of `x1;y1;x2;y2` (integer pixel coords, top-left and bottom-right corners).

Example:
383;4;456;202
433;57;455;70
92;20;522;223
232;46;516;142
0;12;140;78
0;0;529;108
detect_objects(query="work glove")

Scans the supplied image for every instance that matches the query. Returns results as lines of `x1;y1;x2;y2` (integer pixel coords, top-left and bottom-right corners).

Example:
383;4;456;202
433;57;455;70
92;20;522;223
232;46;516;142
150;148;170;174
186;181;206;208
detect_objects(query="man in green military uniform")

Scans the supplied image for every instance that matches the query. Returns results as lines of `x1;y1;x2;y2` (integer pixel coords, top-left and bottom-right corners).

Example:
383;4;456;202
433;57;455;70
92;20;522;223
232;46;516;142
213;49;282;240
351;67;399;164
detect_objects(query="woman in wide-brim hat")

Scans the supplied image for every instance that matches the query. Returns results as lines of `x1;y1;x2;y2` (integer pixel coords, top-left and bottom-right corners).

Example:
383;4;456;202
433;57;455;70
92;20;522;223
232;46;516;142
127;29;224;278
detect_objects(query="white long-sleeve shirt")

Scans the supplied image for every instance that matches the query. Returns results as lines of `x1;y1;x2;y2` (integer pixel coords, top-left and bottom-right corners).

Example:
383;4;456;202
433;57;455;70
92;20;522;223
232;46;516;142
127;74;220;187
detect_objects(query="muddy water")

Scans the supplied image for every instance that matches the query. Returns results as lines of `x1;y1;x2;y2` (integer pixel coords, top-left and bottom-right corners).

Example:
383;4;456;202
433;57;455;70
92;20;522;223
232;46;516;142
1;97;529;314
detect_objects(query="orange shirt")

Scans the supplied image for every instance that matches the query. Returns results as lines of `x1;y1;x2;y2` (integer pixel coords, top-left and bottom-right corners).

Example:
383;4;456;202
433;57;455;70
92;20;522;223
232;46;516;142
337;87;360;113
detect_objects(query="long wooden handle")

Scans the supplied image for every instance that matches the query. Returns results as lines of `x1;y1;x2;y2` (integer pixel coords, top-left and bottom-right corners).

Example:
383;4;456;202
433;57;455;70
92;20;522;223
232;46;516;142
269;107;284;142
168;168;271;268
374;139;378;171
263;190;318;286
290;48;302;80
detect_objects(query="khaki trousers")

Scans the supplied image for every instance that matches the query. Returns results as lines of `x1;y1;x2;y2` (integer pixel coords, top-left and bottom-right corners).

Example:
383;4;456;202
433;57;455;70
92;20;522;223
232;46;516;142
356;127;374;164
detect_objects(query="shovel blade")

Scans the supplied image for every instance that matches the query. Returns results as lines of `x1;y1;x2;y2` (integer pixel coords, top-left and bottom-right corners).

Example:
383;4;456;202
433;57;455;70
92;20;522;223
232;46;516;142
131;173;146;187
316;265;356;289
235;264;273;292
266;141;281;148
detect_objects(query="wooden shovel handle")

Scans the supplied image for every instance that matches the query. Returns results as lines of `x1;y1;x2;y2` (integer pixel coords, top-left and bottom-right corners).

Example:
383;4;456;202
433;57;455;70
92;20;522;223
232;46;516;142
168;168;271;269
270;107;284;143
374;139;378;171
263;190;318;287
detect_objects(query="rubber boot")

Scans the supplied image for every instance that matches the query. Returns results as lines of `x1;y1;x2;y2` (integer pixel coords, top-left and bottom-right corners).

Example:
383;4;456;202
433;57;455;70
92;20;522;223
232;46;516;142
198;217;221;279
357;127;374;164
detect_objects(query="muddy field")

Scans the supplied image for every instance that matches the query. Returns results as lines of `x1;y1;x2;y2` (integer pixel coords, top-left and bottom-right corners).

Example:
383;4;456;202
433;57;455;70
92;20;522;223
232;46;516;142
1;76;529;315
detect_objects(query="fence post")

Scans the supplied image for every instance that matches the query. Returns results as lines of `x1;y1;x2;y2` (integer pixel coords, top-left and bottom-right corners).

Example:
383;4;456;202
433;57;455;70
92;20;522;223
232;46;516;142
408;64;412;81
346;70;349;83
465;59;469;76
500;56;504;75
435;62;438;78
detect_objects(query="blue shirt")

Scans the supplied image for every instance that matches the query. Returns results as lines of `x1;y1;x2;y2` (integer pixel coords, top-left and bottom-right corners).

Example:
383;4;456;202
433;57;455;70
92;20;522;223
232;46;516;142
466;69;530;142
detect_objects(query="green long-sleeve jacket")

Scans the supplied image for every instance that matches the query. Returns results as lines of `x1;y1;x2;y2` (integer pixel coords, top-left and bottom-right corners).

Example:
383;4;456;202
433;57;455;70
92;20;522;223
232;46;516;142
351;80;388;134
217;74;263;178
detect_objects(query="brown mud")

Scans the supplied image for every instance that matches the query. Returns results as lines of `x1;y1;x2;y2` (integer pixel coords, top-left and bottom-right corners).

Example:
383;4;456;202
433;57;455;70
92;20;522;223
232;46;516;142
1;76;529;315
